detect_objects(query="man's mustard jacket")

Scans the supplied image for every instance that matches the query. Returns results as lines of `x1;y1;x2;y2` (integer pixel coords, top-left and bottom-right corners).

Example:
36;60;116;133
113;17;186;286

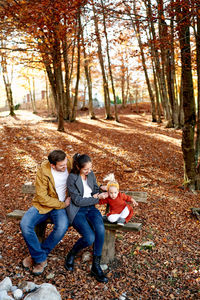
32;158;72;214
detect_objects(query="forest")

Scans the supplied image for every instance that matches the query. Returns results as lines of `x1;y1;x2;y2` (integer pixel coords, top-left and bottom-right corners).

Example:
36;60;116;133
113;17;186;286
0;0;199;189
0;1;200;299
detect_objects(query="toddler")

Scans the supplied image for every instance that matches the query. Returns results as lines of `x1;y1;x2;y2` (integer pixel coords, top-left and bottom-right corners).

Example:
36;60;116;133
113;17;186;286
99;174;138;226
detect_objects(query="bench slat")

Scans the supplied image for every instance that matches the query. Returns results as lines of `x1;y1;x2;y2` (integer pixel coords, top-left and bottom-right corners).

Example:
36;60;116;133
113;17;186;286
121;191;147;203
22;184;147;203
7;210;142;231
22;185;36;194
7;209;26;219
104;221;142;232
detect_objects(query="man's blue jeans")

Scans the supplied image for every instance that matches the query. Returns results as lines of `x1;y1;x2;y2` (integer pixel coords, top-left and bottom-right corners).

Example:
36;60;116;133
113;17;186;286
20;206;69;263
72;206;105;256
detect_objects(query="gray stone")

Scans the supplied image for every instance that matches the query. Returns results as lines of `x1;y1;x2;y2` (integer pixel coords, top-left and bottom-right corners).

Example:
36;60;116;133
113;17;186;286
140;241;155;249
82;251;91;263
12;289;23;300
100;264;108;271
0;277;12;292
24;283;61;300
119;292;127;300
0;230;3;234
18;282;37;293
46;273;55;279
0;290;14;300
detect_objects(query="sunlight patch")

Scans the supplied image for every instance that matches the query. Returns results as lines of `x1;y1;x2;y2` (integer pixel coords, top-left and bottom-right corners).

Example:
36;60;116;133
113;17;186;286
14;148;38;171
148;133;181;147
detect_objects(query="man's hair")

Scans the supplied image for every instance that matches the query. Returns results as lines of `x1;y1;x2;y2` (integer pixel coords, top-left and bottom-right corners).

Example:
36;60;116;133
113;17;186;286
48;150;66;165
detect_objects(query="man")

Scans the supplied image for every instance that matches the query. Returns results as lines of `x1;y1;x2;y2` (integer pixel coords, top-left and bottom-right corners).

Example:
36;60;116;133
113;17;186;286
20;149;72;275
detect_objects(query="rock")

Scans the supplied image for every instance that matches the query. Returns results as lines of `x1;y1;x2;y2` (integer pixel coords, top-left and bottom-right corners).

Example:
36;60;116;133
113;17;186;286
46;273;55;279
82;251;91;263
24;283;61;300
13;289;23;300
0;277;12;292
18;282;37;293
0;290;14;300
0;230;3;235
140;241;155;250
26;136;32;140
100;264;108;271
119;292;127;300
124;168;133;173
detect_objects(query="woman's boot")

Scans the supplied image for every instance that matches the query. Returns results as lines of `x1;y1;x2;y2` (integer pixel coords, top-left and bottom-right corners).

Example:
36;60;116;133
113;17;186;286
64;249;77;271
91;255;108;283
65;243;84;271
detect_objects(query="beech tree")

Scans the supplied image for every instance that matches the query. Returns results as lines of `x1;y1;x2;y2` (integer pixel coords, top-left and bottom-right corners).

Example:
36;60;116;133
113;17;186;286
0;0;86;130
175;0;196;190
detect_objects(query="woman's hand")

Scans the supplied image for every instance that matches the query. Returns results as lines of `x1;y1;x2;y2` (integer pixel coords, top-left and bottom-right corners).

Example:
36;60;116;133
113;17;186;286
65;196;71;207
98;192;108;200
93;192;108;199
100;185;107;191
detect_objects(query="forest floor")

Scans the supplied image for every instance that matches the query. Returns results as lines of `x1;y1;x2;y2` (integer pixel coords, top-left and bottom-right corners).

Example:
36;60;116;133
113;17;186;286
0;103;200;300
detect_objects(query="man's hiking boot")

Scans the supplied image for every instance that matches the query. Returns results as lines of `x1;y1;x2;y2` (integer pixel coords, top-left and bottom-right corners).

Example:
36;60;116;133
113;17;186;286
32;260;47;275
22;256;34;269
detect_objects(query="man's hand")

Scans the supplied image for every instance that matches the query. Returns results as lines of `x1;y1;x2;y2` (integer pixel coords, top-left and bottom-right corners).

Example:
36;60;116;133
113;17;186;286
65;197;71;207
131;198;138;207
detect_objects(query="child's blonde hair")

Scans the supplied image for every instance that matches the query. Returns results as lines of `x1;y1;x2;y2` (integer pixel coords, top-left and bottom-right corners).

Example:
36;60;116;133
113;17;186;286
103;173;119;190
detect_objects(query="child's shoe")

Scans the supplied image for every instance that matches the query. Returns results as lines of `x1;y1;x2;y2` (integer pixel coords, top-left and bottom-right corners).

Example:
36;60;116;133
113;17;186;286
117;218;125;226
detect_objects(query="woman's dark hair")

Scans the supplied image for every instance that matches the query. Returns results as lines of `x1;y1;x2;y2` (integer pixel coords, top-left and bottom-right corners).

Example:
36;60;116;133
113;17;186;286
48;150;66;166
71;153;91;174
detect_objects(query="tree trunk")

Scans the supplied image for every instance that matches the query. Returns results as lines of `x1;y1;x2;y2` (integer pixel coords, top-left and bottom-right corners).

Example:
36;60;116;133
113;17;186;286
101;0;119;122
71;9;81;122
168;0;179;128
178;78;184;127
81;18;96;119
92;3;112;119
146;27;162;122
195;9;200;166
1;56;15;116
152;57;162;122
177;0;196;190
121;58;126;108
157;0;173;127
126;1;157;122
145;0;172;126
62;35;71;121
45;72;50;116
52;31;65;131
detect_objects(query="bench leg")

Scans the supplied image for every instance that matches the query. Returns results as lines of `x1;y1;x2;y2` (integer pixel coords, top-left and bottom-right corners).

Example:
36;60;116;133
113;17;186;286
35;222;47;243
101;229;115;264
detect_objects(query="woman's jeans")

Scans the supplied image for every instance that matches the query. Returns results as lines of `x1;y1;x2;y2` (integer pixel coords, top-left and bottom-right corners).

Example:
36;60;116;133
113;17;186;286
20;206;69;263
72;206;105;256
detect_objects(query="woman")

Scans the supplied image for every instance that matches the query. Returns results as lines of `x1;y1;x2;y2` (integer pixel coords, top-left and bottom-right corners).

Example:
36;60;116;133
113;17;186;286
65;153;108;283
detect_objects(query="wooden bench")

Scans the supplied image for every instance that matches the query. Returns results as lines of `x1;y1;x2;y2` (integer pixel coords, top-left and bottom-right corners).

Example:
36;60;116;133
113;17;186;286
7;184;146;264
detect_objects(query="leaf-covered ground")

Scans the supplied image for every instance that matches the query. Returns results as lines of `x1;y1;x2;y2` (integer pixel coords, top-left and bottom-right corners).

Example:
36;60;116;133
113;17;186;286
0;104;200;299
